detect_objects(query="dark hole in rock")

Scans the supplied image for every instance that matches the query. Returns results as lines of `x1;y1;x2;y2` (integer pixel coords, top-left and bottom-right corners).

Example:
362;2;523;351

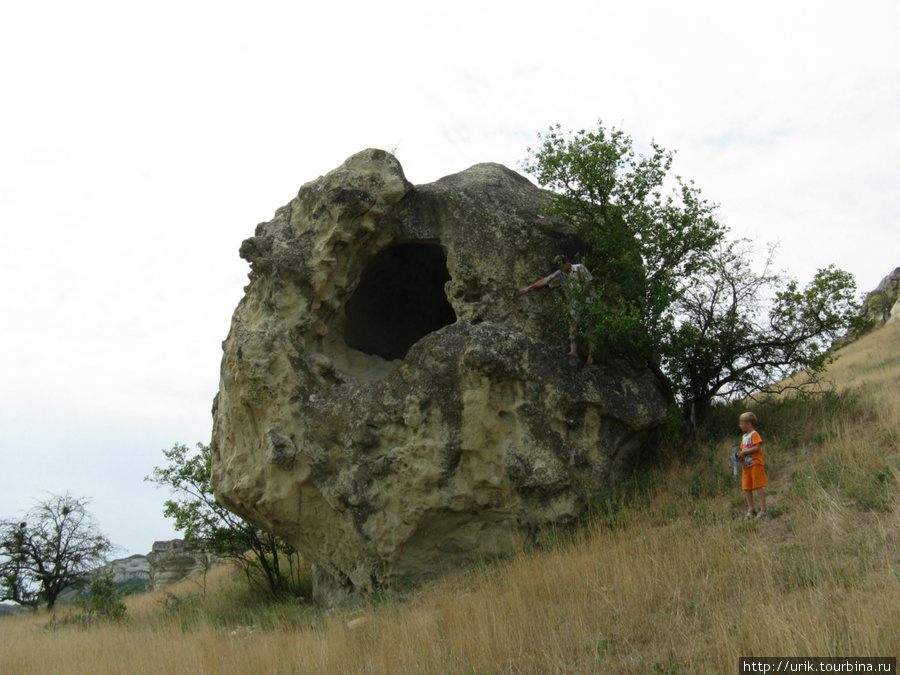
344;243;456;361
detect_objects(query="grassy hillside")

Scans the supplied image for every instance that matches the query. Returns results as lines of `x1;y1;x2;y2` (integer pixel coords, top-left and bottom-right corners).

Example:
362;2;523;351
1;323;897;674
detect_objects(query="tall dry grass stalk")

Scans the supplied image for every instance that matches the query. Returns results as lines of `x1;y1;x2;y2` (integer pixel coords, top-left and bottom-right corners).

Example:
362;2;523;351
1;325;897;674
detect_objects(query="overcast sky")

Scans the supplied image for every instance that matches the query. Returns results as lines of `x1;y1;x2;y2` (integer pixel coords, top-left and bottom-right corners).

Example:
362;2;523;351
2;0;898;558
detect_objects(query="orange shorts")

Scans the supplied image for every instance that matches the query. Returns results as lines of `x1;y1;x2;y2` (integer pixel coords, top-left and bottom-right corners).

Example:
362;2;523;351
742;464;768;491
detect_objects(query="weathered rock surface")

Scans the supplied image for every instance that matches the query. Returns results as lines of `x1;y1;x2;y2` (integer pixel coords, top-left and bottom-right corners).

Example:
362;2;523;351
146;540;214;591
864;267;900;328
103;554;150;585
211;149;669;606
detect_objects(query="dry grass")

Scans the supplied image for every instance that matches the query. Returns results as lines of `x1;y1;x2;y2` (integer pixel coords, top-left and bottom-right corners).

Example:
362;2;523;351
1;325;898;674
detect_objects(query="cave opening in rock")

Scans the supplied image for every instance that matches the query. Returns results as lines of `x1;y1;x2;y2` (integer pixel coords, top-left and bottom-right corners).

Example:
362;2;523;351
343;243;456;361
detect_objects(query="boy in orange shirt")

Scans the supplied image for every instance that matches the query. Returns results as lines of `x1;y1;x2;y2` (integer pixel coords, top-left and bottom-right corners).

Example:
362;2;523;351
738;412;768;519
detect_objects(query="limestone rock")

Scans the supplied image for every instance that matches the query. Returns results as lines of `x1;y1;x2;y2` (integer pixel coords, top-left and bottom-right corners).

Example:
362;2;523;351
864;267;900;328
103;554;150;586
146;540;214;591
211;149;669;606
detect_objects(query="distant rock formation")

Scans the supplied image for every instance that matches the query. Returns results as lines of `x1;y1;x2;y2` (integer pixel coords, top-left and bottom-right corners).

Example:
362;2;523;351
103;554;149;585
146;540;214;591
0;603;27;617
864;267;900;328
211;149;669;606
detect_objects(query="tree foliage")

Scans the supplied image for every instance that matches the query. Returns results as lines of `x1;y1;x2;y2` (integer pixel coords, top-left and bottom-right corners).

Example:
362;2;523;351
0;493;113;610
523;120;862;424
78;567;127;621
667;240;863;423
146;443;305;597
522;121;726;357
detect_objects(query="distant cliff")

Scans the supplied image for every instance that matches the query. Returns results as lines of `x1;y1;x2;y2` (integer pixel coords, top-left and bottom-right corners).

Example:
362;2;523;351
103;554;150;590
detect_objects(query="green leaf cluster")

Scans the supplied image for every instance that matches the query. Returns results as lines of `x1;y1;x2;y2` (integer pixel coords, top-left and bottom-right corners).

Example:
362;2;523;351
78;568;127;621
522;121;725;359
523;120;862;425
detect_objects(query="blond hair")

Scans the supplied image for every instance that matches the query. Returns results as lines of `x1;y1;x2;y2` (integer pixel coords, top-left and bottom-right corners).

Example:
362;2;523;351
739;411;758;426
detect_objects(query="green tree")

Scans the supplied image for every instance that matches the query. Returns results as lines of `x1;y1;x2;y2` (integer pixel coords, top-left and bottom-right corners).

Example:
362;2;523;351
521;120;726;359
523;120;862;426
667;240;863;425
0;493;114;610
79;567;127;621
146;443;304;597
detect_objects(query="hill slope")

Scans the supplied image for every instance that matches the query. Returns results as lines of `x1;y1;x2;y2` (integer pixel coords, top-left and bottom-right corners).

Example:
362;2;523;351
2;324;898;674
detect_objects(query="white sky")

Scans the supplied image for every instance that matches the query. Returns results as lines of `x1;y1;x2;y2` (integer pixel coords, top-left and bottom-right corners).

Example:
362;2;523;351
1;0;898;557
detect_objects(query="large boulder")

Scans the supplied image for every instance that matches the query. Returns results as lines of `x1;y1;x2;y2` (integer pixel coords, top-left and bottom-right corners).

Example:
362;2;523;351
211;149;669;606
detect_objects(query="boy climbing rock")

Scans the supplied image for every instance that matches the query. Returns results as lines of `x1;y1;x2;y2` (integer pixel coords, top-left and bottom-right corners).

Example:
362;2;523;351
518;254;595;360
